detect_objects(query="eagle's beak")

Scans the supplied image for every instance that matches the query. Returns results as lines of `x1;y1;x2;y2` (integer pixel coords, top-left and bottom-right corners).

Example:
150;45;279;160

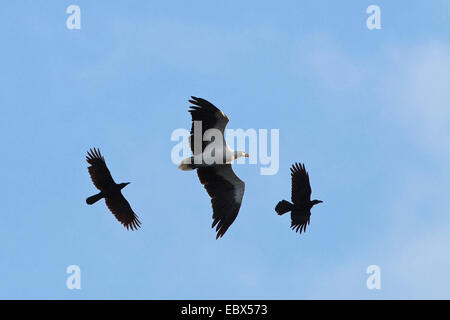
244;153;249;158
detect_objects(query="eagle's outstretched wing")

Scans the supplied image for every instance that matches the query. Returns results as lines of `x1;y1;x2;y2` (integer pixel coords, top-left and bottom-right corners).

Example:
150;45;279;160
197;164;245;239
188;96;229;155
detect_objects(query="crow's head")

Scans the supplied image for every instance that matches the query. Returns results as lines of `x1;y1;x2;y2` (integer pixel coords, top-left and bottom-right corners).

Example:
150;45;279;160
311;199;323;207
119;182;130;189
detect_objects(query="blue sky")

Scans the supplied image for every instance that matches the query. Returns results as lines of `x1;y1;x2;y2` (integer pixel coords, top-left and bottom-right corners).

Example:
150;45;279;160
1;0;449;299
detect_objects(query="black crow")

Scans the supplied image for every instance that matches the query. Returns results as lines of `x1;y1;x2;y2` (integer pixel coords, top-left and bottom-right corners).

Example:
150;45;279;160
86;148;141;231
275;163;322;234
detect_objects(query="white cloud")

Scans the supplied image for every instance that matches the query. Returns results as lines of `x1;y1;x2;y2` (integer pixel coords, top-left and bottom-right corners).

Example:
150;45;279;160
382;171;450;298
291;33;362;90
379;42;450;154
294;40;450;298
393;220;450;298
307;171;450;299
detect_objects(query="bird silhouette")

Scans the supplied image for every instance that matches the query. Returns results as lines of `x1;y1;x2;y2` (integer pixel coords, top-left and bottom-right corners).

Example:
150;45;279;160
179;97;248;239
85;148;141;231
275;163;322;234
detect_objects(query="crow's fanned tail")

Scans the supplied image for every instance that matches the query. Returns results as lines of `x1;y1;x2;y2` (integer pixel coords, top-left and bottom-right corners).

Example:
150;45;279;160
275;200;293;215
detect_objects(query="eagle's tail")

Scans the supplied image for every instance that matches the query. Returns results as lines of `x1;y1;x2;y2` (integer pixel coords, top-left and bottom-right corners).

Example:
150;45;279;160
275;200;293;215
86;192;103;205
178;157;196;171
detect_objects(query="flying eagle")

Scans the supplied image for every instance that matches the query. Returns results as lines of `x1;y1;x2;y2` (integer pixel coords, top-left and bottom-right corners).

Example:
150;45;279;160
85;148;141;231
275;163;322;234
178;97;248;239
